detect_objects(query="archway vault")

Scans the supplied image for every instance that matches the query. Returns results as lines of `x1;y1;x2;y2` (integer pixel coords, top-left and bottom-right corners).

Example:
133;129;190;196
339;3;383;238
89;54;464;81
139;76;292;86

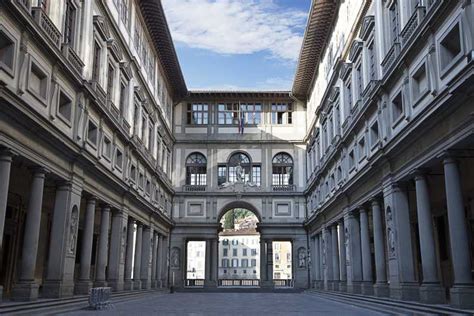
217;200;262;224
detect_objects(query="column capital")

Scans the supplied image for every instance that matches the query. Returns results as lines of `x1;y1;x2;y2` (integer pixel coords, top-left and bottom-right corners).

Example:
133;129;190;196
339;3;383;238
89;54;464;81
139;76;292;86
0;148;16;161
101;204;111;212
370;198;380;207
412;168;430;180
29;166;49;176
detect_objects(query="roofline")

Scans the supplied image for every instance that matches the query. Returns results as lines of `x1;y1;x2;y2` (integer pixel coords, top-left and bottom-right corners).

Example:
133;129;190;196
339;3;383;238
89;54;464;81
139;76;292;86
291;0;339;101
139;0;188;100
186;90;293;100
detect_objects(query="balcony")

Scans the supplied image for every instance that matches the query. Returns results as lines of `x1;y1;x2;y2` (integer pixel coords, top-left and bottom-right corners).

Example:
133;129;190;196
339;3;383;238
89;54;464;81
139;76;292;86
31;7;61;49
183;185;206;192
184;279;204;288
381;42;401;76
272;185;296;192
400;6;426;47
61;43;84;75
15;0;30;12
218;279;260;287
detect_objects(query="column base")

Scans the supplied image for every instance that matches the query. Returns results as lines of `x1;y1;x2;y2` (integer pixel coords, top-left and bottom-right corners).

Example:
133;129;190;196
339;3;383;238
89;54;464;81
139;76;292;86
339;281;347;292
330;281;339;291
133;280;142;290
389;283;419;301
75;280;93;295
361;281;374;295
261;280;273;288
107;280;124;292
42;280;74;298
141;279;152;290
124;279;134;291
151;280;158;288
347;281;362;294
11;281;39;301
450;285;474;309
420;283;446;304
93;280;108;288
373;283;389;297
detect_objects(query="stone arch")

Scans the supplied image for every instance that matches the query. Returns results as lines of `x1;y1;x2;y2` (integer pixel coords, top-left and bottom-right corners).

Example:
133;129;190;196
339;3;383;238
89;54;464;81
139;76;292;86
217;200;262;224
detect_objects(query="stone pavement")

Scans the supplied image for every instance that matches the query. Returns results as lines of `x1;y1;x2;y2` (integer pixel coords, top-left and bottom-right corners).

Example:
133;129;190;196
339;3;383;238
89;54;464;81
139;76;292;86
61;292;388;315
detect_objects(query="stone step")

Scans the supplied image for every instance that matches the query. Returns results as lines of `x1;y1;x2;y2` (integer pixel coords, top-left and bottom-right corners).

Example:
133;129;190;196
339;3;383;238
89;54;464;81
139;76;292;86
0;289;168;315
175;287;303;293
305;289;473;315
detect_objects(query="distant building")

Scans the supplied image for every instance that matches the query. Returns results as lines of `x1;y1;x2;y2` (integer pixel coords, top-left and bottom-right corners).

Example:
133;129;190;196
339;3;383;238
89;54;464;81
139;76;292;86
186;241;206;280
273;242;292;280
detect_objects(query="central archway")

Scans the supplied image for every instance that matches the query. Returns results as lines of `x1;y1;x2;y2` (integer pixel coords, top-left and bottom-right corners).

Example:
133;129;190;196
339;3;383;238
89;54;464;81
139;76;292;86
218;206;261;287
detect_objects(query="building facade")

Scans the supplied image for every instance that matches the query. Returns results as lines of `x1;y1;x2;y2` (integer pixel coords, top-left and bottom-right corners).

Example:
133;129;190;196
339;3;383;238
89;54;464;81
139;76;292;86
0;0;473;310
218;232;260;281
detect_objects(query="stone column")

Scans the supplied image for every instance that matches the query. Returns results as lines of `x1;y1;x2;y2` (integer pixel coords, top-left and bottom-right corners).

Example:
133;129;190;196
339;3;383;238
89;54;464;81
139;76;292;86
331;225;340;291
11;167;47;301
338;220;347;292
313;235;321;289
260;239;267;285
94;205;111;287
151;233;158;288
344;211;362;294
371;199;388;297
443;157;474;309
383;180;419;301
133;223;143;289
318;233;324;286
322;227;333;290
124;219;135;290
140;226;152;289
360;208;373;295
43;181;82;298
204;239;212;286
155;234;162;288
212;239;218;283
160;235;169;288
75;198;96;294
414;173;446;303
107;210;128;291
0;149;13;301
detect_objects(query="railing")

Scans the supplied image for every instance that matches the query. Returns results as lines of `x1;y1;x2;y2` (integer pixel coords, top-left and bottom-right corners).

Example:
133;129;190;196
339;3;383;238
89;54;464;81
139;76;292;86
218;279;260;287
400;6;426;46
272;184;296;192
61;43;84;75
381;42;401;76
185;279;204;287
16;0;30;11
273;279;294;288
184;185;206;192
31;7;61;49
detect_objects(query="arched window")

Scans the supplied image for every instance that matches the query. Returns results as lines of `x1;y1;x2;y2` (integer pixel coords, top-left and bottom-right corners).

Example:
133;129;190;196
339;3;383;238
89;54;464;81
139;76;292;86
186;153;207;186
228;152;251;183
272;153;293;186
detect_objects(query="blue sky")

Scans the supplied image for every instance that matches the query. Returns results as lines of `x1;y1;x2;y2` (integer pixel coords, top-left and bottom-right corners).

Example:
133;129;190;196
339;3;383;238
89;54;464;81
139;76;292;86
162;0;311;91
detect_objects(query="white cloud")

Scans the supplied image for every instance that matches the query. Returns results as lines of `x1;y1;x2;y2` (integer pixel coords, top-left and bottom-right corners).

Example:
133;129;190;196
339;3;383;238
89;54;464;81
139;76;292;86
162;0;307;61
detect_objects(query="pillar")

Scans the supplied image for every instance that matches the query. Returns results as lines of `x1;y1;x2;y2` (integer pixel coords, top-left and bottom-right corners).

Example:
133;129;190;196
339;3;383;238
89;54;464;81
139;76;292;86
338;220;347;292
204;239;212;286
155;234;162;288
344;211;362;294
11;167;47;301
133;223;143;289
443;157;474;309
318;233;323;285
360;208;373;295
140;226;152;289
260;239;267;285
107;210;128;291
151;233;158;288
0;149;13;301
371;199;389;297
313;235;321;289
94;205;111;287
322;227;333;290
43;181;82;298
75;197;96;294
211;239;218;283
331;225;340;291
124;219;135;290
383;180;419;301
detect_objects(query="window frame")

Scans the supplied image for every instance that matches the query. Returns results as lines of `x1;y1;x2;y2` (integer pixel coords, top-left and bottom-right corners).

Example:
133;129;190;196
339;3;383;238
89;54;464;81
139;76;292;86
185;152;207;186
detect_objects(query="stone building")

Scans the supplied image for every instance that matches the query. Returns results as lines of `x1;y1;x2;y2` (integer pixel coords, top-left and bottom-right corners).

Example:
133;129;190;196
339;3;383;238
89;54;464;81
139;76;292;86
0;0;473;311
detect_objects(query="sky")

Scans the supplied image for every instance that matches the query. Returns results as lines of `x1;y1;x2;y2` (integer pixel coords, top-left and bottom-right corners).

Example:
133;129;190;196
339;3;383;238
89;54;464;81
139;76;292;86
161;0;311;91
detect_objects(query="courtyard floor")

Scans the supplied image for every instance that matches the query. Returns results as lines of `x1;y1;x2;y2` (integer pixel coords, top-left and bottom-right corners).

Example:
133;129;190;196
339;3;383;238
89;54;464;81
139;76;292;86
62;292;387;316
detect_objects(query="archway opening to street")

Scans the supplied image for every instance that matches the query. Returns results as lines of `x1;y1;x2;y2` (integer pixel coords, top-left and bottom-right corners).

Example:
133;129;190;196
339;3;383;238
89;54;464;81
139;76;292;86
185;241;206;287
218;208;260;287
273;241;293;287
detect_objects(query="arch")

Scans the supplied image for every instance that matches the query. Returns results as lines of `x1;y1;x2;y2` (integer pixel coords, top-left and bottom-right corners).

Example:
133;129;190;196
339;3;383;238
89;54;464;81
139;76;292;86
217;200;262;224
272;152;293;164
272;152;294;186
185;152;207;186
227;152;251;183
227;151;251;165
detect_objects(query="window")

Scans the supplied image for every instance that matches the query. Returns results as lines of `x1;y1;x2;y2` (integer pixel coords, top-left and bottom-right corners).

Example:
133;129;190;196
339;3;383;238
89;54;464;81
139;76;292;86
251;259;257;267
92;42;101;81
119;81;127;115
130;164;136;182
222;259;229;268
412;63;428;102
251;165;261;186
107;63;115;98
187;103;208;125
223;248;228;257
369;120;379;148
232;248;238;257
218;103;239;125
242;103;262;124
358;137;366;161
368;41;376;81
348;150;355;170
115;148;123;170
58;90;72;122
222;239;229;246
141;114;147;140
133;103;140;135
242;259;249;268
218;165;227;186
63;0;76;45
251;249;257;256
138;172;144;189
185;153;207;186
356;63;363;98
272;153;293;186
29;62;48;100
120;0;129;27
0;29;15;72
391;91;404;123
439;23;462;72
389;1;400;44
242;249;247;256
346;80;352;109
232;259;239;268
103;136;112;159
271;103;292;124
228;152;251;183
146;180;151;195
87;120;98;146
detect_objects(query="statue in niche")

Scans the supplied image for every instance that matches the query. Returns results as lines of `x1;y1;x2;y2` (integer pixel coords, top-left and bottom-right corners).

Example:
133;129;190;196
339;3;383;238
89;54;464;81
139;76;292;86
321;235;326;267
236;162;245;183
345;226;350;265
171;247;180;268
386;206;396;257
68;207;79;254
298;247;306;268
121;226;127;263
